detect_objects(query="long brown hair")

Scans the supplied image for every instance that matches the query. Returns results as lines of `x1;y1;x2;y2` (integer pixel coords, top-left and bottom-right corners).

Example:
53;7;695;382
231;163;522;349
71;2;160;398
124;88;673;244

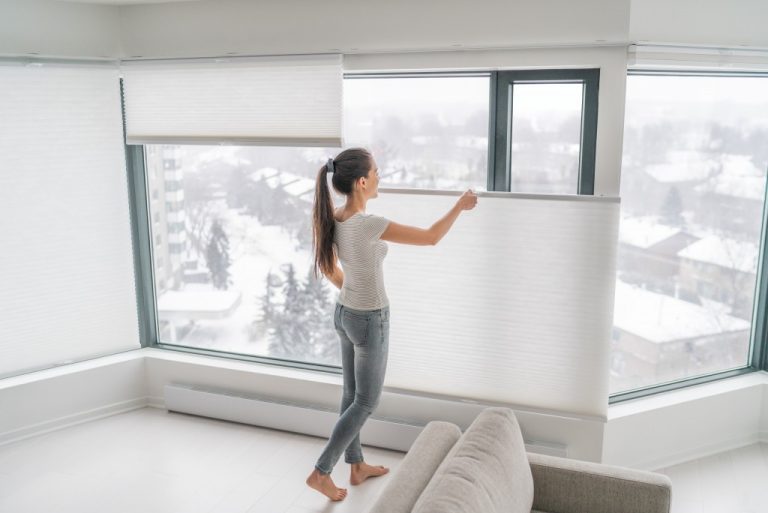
312;147;374;279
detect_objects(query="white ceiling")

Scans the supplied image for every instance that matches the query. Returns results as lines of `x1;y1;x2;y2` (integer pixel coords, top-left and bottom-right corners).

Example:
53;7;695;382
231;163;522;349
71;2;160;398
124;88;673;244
51;0;199;4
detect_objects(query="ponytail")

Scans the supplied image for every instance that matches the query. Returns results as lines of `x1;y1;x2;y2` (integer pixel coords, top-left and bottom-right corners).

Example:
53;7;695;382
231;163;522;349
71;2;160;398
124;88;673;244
313;163;336;279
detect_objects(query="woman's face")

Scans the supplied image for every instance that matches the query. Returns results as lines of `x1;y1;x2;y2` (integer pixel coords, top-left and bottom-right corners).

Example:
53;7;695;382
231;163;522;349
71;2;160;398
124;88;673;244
361;159;380;199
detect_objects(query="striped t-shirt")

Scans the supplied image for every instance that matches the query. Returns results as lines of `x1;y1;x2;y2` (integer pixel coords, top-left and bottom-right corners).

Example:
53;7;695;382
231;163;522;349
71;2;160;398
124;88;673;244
333;212;391;310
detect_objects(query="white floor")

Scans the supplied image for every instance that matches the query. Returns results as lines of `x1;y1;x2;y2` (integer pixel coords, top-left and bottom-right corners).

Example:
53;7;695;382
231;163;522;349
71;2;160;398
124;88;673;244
654;442;768;513
0;406;766;513
0;407;405;513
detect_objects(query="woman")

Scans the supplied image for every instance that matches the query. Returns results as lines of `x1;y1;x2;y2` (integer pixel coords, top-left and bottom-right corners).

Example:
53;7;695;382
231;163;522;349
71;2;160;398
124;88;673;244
306;147;478;501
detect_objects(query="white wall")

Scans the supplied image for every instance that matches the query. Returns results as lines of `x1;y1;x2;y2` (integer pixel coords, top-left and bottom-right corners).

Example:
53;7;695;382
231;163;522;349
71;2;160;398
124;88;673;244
143;349;606;461
0;0;121;58
762;382;768;440
630;0;768;48
0;350;146;444
117;0;630;59
603;372;768;470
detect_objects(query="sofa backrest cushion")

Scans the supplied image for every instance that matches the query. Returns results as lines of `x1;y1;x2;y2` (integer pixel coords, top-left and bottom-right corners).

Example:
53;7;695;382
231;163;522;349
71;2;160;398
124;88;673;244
368;421;462;513
411;407;534;513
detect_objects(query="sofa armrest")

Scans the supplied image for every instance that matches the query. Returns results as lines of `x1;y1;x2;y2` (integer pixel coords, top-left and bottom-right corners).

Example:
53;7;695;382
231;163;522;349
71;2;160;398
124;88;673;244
528;452;672;513
369;421;462;513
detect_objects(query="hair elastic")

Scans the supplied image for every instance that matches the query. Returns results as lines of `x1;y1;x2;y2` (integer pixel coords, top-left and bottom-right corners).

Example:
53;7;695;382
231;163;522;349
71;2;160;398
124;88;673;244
326;158;335;174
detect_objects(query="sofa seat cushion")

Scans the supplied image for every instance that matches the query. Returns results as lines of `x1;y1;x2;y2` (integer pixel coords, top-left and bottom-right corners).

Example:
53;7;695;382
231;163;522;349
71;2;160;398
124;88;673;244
412;407;534;513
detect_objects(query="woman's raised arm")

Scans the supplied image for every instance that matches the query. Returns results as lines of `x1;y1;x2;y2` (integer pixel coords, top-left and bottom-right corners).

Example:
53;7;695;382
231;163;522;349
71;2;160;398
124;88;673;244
380;189;477;246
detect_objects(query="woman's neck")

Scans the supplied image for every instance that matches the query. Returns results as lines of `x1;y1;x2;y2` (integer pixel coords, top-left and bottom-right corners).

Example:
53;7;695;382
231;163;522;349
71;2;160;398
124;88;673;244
343;195;367;214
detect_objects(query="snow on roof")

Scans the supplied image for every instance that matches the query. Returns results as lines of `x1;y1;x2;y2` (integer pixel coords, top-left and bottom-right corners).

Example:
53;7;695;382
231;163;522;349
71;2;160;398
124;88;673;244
644;150;718;183
282;176;315;199
157;284;242;319
613;281;750;343
197;147;251;167
694;154;766;201
619;215;681;249
249;168;315;202
677;235;758;274
249;167;280;181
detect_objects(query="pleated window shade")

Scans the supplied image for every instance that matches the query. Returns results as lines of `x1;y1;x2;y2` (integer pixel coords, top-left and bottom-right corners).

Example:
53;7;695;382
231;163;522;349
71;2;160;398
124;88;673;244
121;54;343;146
0;62;140;379
370;190;620;419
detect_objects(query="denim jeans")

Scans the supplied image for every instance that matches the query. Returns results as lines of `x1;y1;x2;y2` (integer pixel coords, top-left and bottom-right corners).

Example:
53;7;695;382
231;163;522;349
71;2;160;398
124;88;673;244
314;302;390;475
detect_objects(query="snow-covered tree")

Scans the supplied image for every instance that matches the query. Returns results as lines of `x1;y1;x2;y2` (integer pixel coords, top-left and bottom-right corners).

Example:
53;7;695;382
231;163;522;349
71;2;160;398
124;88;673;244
205;218;232;290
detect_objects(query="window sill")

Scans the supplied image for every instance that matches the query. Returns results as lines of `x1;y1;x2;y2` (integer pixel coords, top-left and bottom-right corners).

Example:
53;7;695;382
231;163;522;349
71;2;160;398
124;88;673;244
607;370;768;420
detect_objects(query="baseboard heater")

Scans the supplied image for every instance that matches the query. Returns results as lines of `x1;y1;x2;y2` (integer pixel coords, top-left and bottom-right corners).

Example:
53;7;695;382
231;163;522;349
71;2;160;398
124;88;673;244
163;383;568;456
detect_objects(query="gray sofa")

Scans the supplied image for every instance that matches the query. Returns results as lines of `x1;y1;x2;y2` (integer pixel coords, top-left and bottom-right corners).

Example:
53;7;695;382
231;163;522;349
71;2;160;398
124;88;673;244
369;407;672;513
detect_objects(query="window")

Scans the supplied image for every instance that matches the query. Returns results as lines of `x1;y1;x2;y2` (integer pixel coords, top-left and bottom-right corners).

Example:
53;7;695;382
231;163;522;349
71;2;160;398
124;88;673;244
610;72;768;395
140;70;603;370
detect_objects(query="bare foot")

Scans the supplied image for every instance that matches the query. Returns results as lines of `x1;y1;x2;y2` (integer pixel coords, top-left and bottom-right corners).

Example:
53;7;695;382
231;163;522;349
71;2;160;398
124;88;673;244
306;468;348;501
350;461;390;485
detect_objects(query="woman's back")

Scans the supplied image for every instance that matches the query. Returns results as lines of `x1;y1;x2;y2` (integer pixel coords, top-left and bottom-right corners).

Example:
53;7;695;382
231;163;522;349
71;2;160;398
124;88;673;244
333;212;390;310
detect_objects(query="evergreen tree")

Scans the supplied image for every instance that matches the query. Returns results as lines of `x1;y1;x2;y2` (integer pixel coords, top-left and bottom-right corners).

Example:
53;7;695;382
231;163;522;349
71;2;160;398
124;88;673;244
205;218;232;290
269;263;312;360
250;270;279;342
303;267;339;364
661;186;684;227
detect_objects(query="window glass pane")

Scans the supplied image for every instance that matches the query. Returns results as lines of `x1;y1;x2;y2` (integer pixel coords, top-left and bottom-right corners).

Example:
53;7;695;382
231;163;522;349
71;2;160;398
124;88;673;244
146;144;342;366
344;76;489;191
510;82;583;194
611;74;768;394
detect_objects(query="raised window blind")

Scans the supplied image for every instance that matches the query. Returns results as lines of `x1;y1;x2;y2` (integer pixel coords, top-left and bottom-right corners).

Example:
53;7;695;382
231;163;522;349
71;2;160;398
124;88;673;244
0;61;140;379
371;189;620;419
121;54;343;147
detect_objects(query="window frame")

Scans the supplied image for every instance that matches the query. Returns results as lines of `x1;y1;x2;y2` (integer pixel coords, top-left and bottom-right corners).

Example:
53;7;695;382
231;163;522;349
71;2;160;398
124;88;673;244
490;68;600;194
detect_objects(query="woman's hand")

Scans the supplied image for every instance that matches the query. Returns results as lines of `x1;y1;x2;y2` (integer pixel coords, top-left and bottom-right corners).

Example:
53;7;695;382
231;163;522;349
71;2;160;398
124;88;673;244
456;189;478;211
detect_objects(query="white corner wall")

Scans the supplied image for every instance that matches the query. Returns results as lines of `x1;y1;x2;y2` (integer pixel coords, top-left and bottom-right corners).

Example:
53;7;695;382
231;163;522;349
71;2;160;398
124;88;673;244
0;0;121;58
0;350;146;444
603;371;768;470
0;348;606;461
3;349;767;470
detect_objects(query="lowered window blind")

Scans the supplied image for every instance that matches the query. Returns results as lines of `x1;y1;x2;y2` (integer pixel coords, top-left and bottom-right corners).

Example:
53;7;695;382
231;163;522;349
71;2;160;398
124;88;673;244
371;190;620;419
121;54;343;147
0;61;140;379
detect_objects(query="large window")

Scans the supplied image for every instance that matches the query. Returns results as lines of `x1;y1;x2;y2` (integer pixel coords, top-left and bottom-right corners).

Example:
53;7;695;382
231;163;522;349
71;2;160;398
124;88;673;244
610;72;768;395
142;70;601;369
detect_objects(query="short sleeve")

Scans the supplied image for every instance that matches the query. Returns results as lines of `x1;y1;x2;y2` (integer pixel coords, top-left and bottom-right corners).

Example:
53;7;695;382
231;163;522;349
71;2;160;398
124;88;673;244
364;214;390;241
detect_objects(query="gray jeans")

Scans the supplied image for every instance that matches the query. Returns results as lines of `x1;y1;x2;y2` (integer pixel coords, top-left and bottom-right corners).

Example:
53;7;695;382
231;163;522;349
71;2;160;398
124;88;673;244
314;302;390;475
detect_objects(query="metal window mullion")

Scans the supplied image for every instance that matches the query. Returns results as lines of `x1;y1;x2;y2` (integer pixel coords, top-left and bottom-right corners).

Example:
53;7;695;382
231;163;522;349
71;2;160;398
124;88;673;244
487;71;498;191
121;78;159;348
751;170;768;371
578;69;599;195
492;72;512;191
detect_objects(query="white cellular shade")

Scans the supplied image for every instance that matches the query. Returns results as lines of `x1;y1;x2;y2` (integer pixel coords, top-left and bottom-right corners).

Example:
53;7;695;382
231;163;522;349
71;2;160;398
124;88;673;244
371;190;620;419
121;55;343;146
0;62;140;379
